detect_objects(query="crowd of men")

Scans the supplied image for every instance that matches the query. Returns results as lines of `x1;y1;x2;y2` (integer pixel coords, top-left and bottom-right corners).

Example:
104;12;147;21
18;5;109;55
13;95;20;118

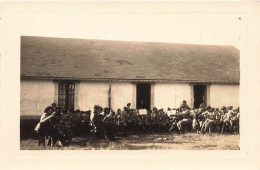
34;101;240;147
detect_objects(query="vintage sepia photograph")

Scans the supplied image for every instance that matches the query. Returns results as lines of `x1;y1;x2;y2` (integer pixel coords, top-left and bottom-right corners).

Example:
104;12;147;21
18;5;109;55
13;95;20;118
19;2;241;150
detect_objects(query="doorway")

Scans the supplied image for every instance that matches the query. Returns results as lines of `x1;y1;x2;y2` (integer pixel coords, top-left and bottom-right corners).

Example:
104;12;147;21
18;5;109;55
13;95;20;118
136;84;151;110
193;85;207;108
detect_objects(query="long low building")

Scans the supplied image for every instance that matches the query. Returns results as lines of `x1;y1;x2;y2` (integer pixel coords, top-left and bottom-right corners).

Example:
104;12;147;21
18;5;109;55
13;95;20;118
20;36;239;117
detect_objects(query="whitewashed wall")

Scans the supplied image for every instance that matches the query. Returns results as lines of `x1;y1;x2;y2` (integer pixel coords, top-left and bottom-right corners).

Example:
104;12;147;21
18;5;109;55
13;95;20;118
78;82;109;111
20;80;55;116
78;82;135;111
21;80;239;115
209;84;239;108
153;83;191;111
111;83;135;111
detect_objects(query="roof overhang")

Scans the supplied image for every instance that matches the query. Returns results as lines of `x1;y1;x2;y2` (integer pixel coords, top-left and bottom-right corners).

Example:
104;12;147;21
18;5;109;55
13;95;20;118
21;76;240;85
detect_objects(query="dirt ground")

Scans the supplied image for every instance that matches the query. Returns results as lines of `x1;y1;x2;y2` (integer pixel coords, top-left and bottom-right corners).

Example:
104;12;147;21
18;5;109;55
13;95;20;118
20;133;239;150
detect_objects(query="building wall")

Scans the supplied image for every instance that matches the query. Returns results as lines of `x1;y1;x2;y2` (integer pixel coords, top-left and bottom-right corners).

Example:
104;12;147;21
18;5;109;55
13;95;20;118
209;84;239;108
111;83;135;110
20;80;55;116
77;82;135;111
20;80;239;116
78;82;109;111
153;83;191;111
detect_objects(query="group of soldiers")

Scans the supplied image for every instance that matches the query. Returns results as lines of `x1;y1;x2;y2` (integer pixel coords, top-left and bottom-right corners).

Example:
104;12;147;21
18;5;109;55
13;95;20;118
34;101;240;147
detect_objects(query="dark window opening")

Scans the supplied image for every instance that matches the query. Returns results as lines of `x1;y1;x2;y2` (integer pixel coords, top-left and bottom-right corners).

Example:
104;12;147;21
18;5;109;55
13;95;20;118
58;82;75;110
193;85;207;108
136;84;151;110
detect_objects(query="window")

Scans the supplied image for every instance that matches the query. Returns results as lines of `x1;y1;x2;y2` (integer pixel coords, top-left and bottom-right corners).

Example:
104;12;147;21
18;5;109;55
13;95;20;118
58;82;75;110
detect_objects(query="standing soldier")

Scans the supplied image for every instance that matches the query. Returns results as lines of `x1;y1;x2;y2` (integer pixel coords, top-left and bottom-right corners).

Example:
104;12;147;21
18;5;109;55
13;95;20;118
34;107;64;147
118;109;127;134
144;111;151;134
93;105;105;138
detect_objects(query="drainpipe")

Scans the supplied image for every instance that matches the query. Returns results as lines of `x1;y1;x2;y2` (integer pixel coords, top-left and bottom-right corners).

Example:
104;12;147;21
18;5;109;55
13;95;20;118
108;80;112;109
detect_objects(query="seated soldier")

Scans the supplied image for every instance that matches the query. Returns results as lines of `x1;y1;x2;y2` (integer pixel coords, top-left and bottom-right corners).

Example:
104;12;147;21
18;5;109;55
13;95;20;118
177;106;192;133
180;100;189;109
202;108;217;134
200;106;211;131
230;108;240;134
191;109;201;133
125;103;132;112
222;106;234;133
199;103;206;109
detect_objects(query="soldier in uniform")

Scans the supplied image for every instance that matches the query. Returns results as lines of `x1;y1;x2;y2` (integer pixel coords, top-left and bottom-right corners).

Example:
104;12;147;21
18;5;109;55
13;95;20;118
180;100;189;109
202;108;217;134
92;105;105;138
151;107;158;133
103;108;117;141
177;106;192;133
230;108;240;134
70;110;80;137
144;111;151;134
222;106;234;133
131;110;138;134
51;103;57;111
125;108;134;134
125;103;132;113
35;106;64;147
118;109;127;133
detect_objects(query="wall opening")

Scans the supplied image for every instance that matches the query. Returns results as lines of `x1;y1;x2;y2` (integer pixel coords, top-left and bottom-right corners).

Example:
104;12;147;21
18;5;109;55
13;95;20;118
193;85;207;108
58;82;75;110
136;84;151;110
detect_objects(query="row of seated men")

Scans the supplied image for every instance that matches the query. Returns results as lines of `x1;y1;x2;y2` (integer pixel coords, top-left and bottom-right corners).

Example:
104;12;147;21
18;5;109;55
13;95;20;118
35;102;240;146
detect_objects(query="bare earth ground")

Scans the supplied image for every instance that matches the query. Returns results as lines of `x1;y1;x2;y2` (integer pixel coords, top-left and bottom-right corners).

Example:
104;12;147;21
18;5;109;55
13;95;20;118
20;133;239;150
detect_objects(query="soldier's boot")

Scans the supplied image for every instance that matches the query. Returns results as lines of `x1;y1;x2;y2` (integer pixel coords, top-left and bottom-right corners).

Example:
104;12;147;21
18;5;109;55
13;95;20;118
38;136;46;147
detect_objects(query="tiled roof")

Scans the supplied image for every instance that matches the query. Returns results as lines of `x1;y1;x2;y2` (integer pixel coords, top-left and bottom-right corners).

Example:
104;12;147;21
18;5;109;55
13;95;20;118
21;36;240;83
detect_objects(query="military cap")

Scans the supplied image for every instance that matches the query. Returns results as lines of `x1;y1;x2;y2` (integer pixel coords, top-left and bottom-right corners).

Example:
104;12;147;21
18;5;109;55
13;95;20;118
221;106;226;110
127;103;131;106
104;107;110;113
94;105;100;109
44;106;53;113
227;106;233;110
158;109;163;112
99;106;103;112
205;106;211;110
153;107;158;111
85;110;91;114
183;100;187;103
199;103;206;108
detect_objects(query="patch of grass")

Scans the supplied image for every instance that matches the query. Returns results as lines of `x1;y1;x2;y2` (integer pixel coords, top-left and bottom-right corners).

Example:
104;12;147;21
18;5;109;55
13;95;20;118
20;133;239;150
